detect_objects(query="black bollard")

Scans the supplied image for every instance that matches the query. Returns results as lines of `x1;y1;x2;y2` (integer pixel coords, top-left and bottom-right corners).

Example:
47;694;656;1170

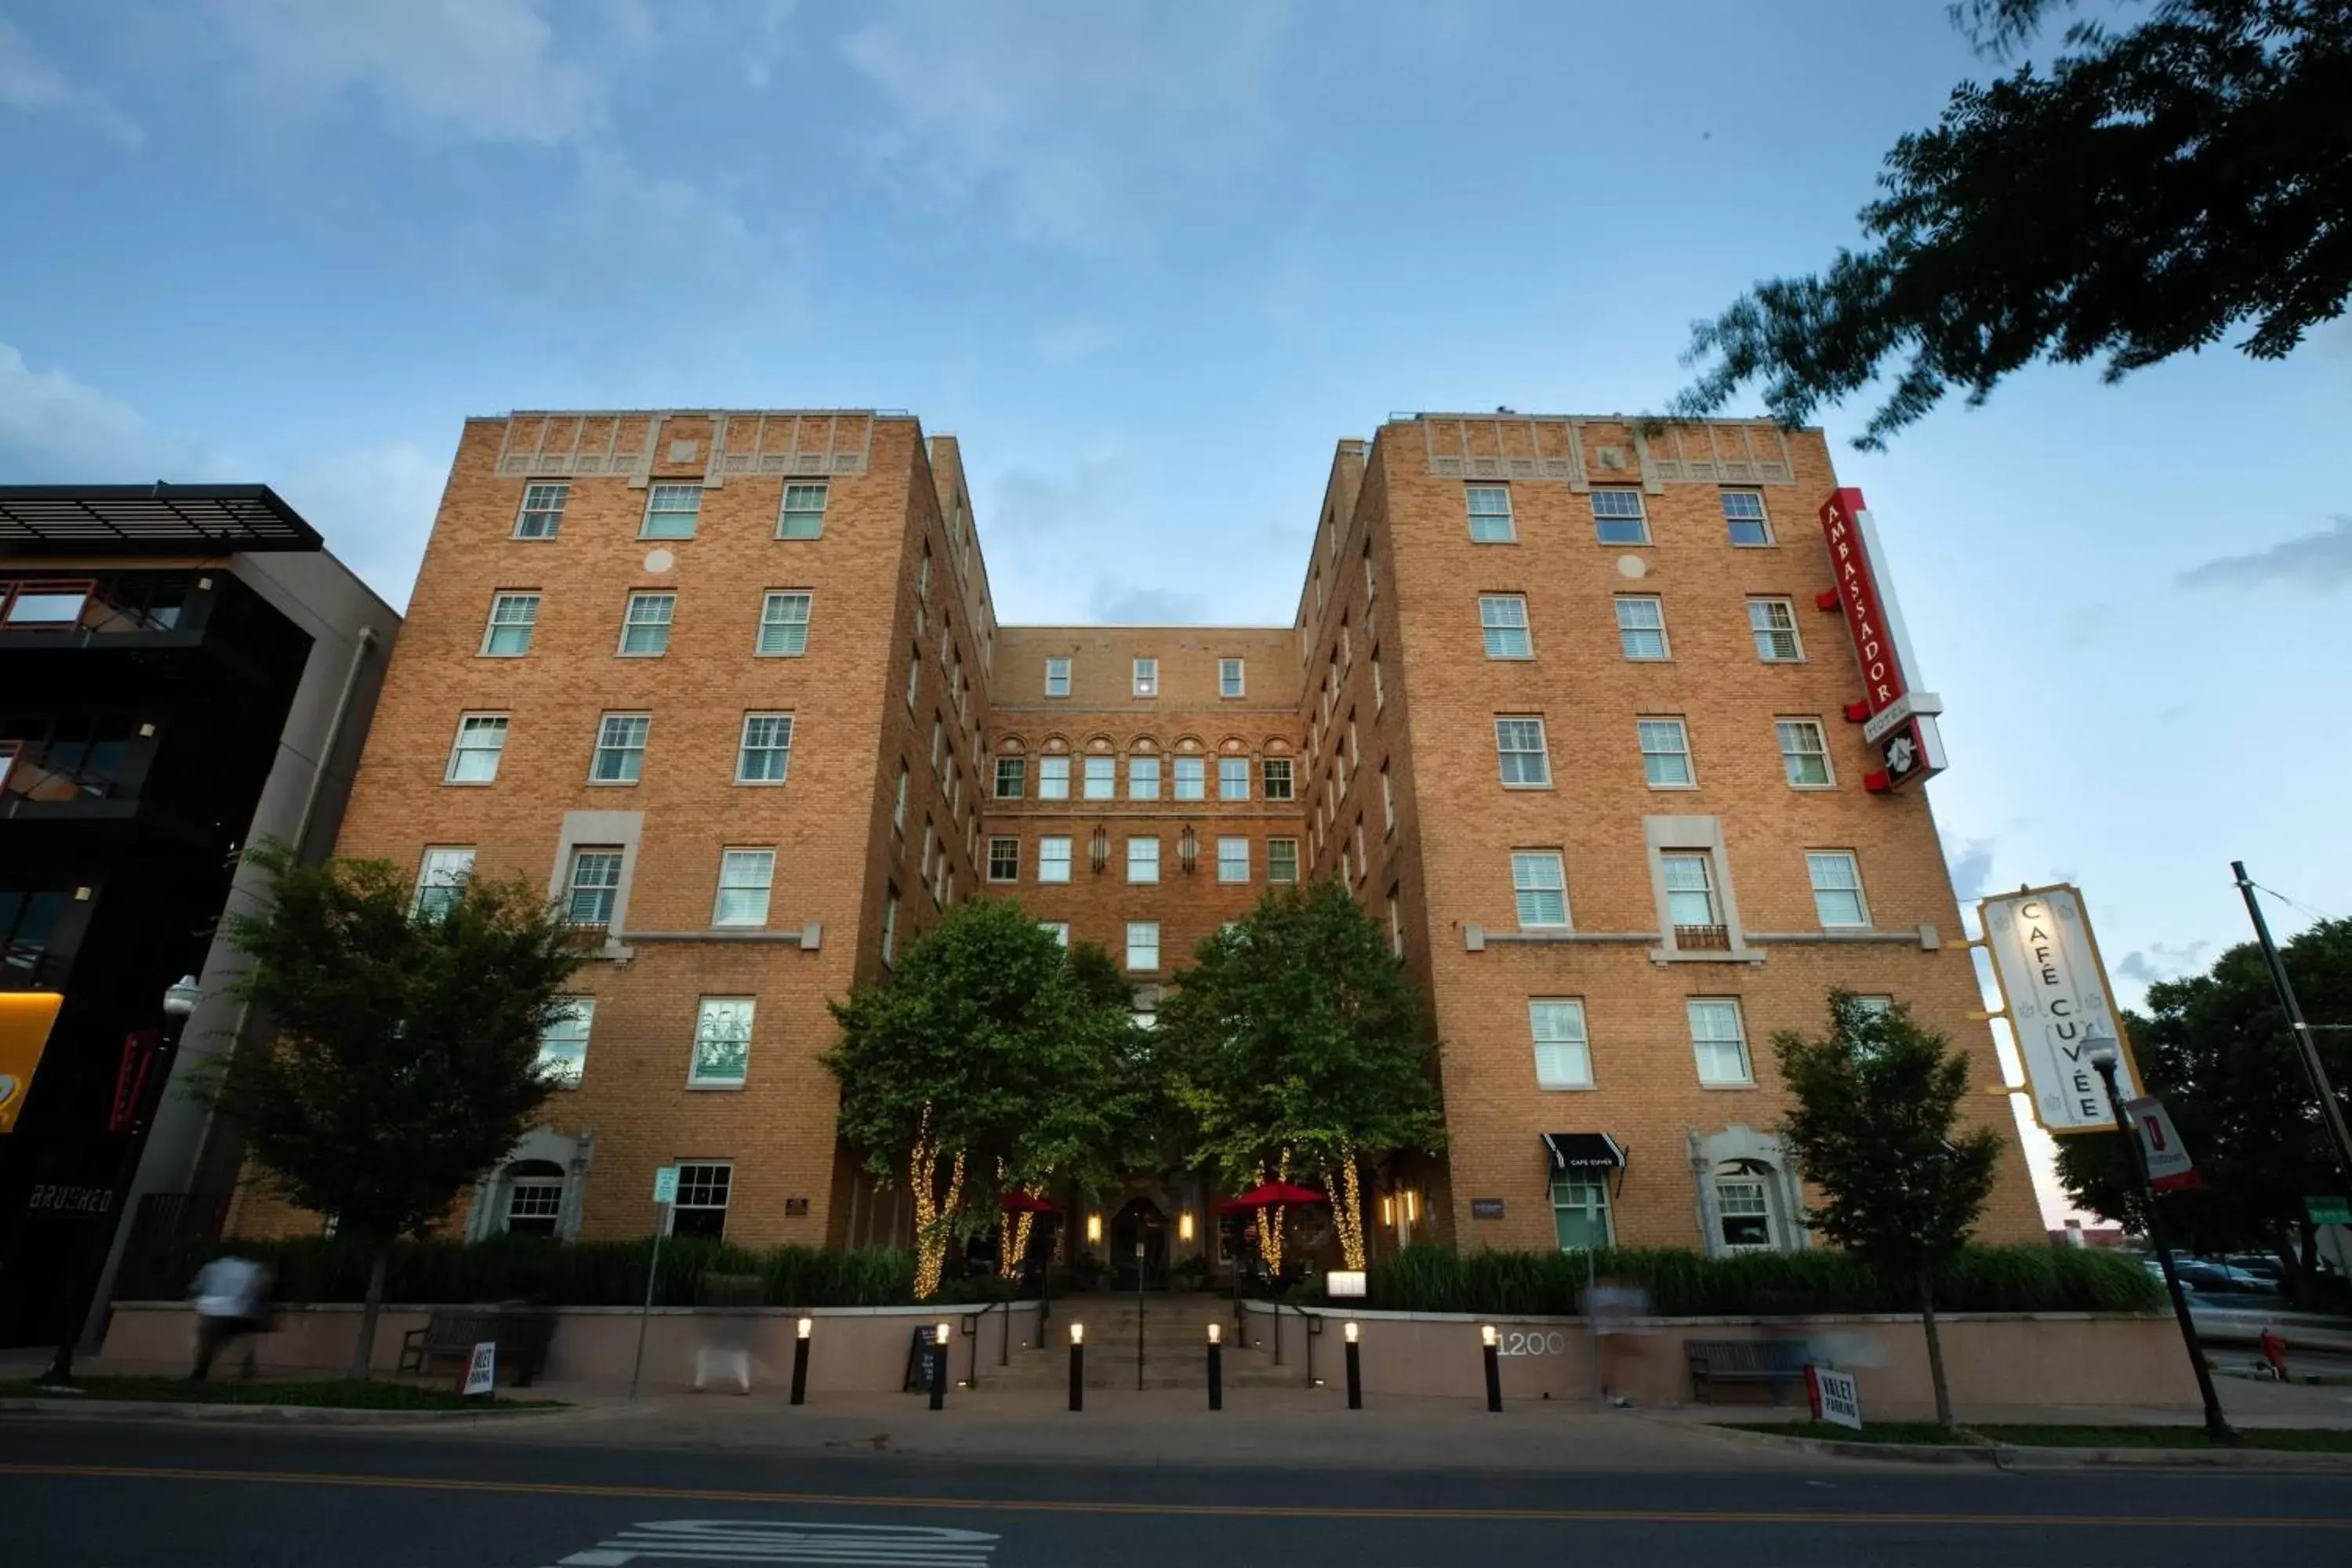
929;1323;949;1410
1207;1324;1224;1411
1481;1325;1502;1413
1069;1323;1085;1412
790;1318;812;1406
1344;1322;1363;1410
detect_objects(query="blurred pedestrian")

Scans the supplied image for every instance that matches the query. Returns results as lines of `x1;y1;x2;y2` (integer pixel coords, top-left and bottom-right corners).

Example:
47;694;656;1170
187;1253;271;1381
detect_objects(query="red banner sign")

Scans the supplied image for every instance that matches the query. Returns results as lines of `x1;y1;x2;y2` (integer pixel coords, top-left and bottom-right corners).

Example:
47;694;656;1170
1816;487;1947;793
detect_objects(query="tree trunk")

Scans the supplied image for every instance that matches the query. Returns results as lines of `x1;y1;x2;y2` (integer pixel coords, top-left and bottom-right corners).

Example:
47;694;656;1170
1918;1266;1954;1430
349;1241;391;1380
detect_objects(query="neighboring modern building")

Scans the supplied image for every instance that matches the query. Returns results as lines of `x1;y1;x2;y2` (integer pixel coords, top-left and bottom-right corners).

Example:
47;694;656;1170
234;408;2042;1269
0;486;397;1346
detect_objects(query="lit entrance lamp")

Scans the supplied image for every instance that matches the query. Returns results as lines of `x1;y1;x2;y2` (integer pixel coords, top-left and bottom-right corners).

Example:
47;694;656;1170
42;975;201;1385
2083;1024;2235;1442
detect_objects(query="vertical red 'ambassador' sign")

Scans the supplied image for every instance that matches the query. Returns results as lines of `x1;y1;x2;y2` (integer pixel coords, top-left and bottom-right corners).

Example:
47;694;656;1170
1816;487;1947;792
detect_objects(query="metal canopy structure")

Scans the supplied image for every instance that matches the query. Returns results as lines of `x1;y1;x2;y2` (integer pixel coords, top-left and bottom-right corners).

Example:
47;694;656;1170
0;484;321;557
1541;1131;1627;1171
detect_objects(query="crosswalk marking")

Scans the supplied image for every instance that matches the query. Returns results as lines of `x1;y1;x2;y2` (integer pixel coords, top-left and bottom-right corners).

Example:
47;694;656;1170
553;1519;999;1568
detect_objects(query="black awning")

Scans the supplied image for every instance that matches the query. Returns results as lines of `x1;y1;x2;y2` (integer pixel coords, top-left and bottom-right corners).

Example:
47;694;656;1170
0;485;321;557
1543;1132;1626;1172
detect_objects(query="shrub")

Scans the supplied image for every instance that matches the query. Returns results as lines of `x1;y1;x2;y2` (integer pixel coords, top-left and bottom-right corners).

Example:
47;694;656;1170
1350;1244;2161;1317
118;1236;919;1309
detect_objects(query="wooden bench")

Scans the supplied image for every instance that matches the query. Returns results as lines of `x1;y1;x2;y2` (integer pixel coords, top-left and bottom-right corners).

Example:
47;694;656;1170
1685;1338;1811;1404
398;1305;556;1388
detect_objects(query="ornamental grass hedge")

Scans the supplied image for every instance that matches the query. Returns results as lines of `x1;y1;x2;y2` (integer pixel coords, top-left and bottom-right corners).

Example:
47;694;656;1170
1342;1244;2162;1317
114;1235;1020;1309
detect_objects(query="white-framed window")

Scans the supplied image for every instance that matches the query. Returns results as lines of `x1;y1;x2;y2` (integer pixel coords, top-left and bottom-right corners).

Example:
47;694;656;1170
931;718;943;775
1592;488;1649;544
1512;851;1569;928
1722;489;1772;546
1530;999;1592;1089
618;590;674;656
778;481;828;539
1372;652;1385;710
1261;757;1293;800
1715;1177;1773;1249
1174;756;1205;800
880;888;899;964
713;849;775;927
893;764;909;833
1380;765;1395;833
994;757;1025;798
1465;485;1515;543
641;482;702;539
1081;755;1114;800
506;1173;564;1235
1494;717;1551;787
590;713;650;783
565;847;624;927
670;1162;732;1239
986;836;1019;882
1689;998;1751;1085
1038;836;1072;884
1040;920;1070;948
737;713;793;784
1807;851;1869;928
515;482;568;539
445;713;508;783
1217;837;1249;884
1479;594;1531;659
1127;837;1160;884
1133;658;1158;697
1044;656;1072;698
919;822;935;877
1039;756;1071;800
1615;596;1668;660
536;998;593;1087
759;591;812;655
1218;757;1250;800
905;652;920;713
1128;755;1160;800
1388;891;1404;957
1220;658;1245;698
481;592;539;656
414;847;475;919
1125;921;1160;972
1663;852;1718;927
1363;543;1377;600
1639;717;1693;787
1777;719;1833;786
1748;597;1802;662
1552;1178;1612;1250
1268;838;1299;884
689;997;754;1086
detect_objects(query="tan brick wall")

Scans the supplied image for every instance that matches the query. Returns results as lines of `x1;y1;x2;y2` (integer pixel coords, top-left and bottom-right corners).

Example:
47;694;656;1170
242;408;2042;1263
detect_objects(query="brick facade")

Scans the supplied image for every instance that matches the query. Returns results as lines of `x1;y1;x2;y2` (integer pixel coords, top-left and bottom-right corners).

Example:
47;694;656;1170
233;408;2042;1259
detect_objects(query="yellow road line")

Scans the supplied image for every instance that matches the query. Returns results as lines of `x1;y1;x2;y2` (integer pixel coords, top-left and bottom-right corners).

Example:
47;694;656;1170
0;1463;2347;1530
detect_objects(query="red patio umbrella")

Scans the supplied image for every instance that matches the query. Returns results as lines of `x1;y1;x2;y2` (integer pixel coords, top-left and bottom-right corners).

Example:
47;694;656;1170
998;1190;1059;1214
1212;1179;1326;1214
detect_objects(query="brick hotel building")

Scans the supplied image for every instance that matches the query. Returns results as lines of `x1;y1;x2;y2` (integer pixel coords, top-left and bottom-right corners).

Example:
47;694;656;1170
234;408;2042;1263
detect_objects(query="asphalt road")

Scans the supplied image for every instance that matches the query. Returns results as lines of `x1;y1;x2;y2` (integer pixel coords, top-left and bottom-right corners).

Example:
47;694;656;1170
3;1417;2350;1568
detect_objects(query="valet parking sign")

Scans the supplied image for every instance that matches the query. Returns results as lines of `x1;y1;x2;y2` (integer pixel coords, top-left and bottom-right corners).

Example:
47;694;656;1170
1978;886;2138;1134
1818;488;1947;792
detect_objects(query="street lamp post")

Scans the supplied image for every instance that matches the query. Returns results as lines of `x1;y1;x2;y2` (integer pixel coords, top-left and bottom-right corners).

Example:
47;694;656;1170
2084;1025;2234;1442
42;975;201;1385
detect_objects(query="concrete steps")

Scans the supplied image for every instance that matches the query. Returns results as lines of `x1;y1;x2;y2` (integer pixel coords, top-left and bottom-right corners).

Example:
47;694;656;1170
967;1294;1311;1393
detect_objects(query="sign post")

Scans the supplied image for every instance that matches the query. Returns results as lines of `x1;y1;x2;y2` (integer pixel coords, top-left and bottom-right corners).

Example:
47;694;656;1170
630;1167;678;1402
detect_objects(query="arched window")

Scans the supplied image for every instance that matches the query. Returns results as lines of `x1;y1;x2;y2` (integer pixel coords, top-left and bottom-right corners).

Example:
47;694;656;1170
503;1159;565;1236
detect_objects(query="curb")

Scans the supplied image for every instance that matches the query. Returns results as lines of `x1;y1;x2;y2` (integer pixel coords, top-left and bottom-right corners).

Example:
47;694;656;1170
0;1396;562;1426
1714;1425;2352;1472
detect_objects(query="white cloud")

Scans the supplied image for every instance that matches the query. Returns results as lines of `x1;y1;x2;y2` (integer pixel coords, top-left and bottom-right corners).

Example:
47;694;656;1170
842;0;1293;246
1087;579;1210;625
0;16;142;145
2115;941;2211;989
0;343;162;474
1943;835;1998;905
205;0;603;144
504;151;797;318
2179;516;2352;593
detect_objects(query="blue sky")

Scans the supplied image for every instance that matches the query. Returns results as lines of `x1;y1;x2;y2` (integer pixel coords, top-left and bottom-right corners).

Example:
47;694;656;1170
4;2;2346;1218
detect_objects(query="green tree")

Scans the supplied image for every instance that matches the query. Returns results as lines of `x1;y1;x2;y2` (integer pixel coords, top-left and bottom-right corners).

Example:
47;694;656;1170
205;842;589;1376
1675;1;2349;447
823;898;1131;1298
1158;879;1445;1270
1774;993;2005;1428
2055;920;2352;1299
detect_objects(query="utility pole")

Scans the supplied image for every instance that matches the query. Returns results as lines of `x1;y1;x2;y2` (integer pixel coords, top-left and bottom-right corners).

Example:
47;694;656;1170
2231;862;2352;1190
